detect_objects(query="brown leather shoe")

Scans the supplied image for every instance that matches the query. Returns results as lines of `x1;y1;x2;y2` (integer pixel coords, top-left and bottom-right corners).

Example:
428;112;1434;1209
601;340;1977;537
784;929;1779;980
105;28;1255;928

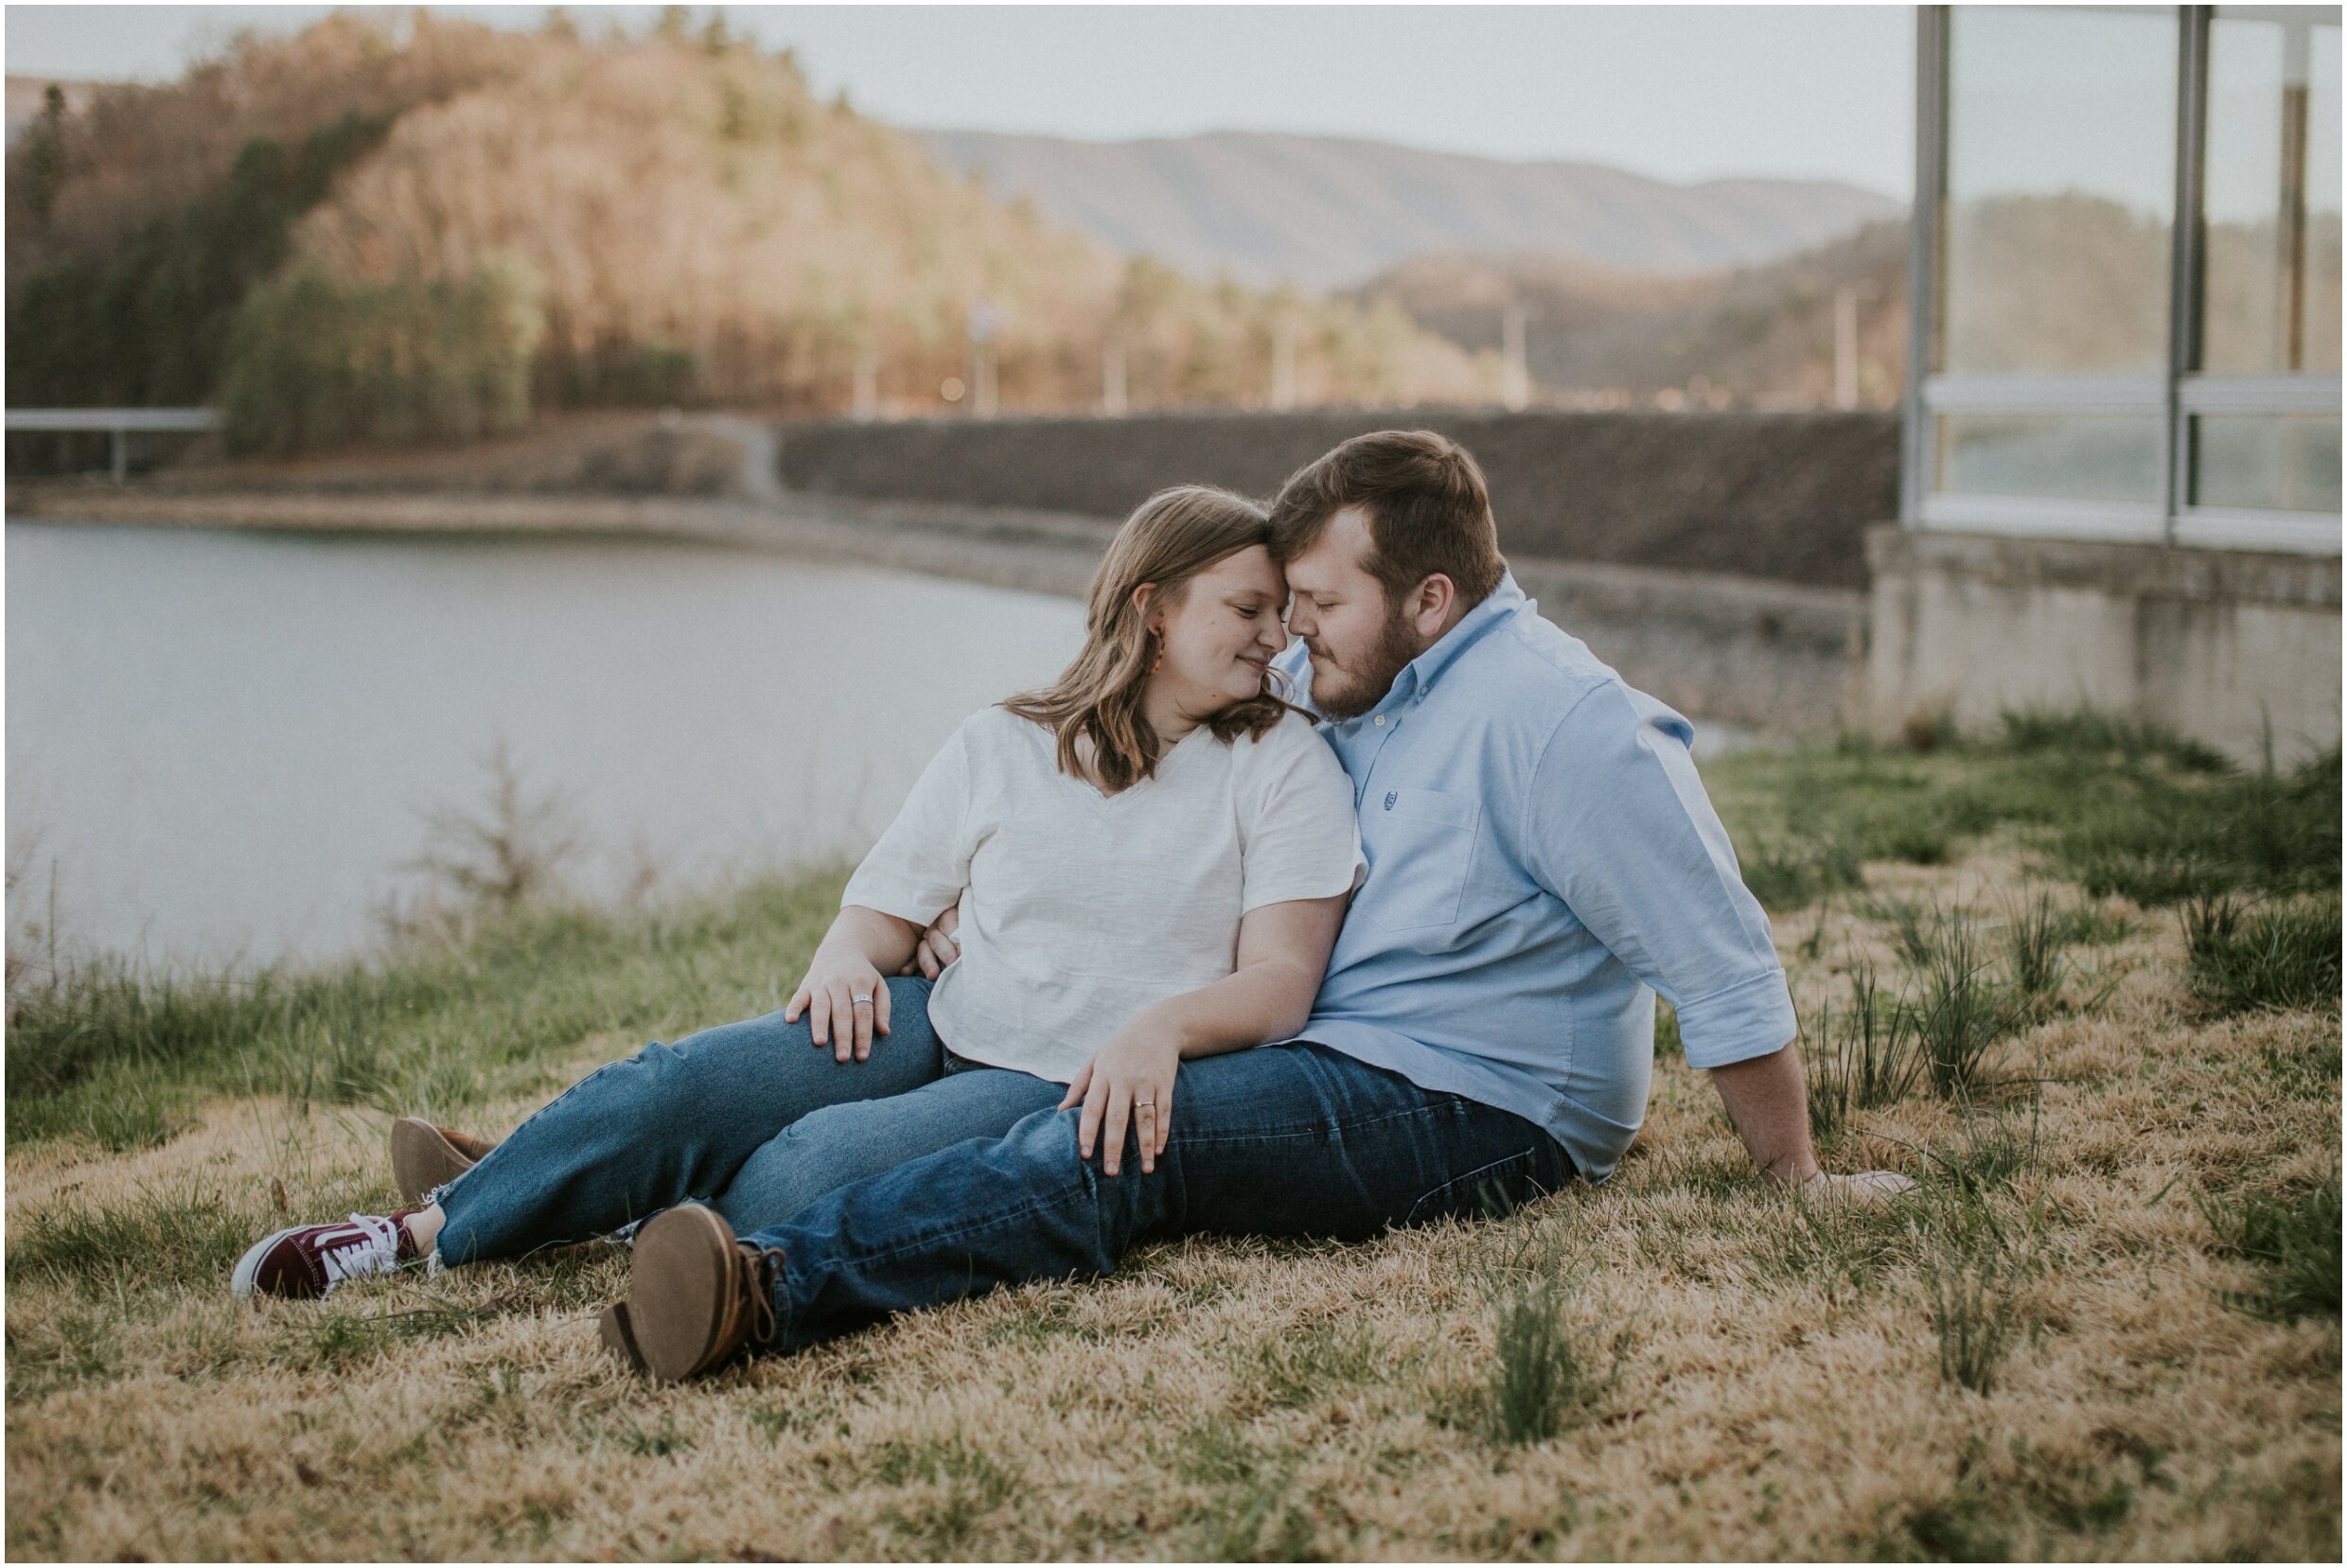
391;1118;498;1205
626;1205;781;1383
597;1301;646;1372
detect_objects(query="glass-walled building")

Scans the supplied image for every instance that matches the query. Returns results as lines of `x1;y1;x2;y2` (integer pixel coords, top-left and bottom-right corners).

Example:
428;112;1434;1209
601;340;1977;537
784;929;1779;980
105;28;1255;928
1904;4;2341;554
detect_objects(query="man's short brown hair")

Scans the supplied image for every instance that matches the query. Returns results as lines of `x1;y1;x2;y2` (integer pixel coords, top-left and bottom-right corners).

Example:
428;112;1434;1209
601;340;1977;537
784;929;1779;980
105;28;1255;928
1267;429;1506;608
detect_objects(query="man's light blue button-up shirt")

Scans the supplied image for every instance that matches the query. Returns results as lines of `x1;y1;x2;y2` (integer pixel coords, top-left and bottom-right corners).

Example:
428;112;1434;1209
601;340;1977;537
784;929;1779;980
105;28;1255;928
1271;571;1796;1183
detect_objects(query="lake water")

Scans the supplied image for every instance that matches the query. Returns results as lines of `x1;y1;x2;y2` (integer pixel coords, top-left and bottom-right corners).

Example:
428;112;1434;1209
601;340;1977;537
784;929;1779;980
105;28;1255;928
6;523;1085;972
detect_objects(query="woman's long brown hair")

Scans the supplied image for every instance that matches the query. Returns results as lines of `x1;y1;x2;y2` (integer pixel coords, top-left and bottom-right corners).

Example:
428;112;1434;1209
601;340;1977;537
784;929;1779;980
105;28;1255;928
1003;484;1293;795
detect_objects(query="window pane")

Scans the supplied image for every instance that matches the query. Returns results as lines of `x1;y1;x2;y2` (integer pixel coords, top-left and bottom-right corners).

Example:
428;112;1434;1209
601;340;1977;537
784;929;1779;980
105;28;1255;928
1942;6;2178;375
1936;414;2166;502
2191;414;2343;511
2201;13;2343;373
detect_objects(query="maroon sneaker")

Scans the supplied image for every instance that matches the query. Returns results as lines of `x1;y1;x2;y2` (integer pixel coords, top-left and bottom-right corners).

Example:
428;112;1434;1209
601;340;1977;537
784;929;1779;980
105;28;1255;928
232;1210;422;1302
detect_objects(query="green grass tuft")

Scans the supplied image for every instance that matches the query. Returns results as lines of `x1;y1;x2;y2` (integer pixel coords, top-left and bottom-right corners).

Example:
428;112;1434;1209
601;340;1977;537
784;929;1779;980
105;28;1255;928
8;1183;270;1292
2052;749;2339;907
2001;890;2071;1007
2199;1169;2342;1322
1806;960;1925;1142
1481;1280;1630;1445
2181;894;2342;1015
1995;706;2233;773
1907;910;2014;1100
1927;1253;2021;1397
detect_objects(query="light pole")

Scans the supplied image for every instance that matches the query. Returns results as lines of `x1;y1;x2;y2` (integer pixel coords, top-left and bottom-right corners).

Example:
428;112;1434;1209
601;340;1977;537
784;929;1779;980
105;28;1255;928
1103;337;1128;416
968;299;1001;419
1501;302;1531;412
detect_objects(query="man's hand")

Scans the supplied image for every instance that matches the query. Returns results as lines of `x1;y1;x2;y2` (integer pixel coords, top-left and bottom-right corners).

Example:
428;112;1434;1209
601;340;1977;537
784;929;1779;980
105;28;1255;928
1058;1022;1181;1176
898;902;962;978
1799;1169;1917;1202
1709;1041;1916;1199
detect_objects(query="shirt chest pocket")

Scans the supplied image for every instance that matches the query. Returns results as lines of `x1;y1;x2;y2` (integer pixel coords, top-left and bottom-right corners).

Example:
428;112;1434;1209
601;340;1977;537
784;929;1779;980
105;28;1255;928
1363;786;1481;931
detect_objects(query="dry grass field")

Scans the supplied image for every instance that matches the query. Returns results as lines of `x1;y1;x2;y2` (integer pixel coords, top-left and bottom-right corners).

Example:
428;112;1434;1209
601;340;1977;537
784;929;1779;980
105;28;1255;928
7;714;2338;1560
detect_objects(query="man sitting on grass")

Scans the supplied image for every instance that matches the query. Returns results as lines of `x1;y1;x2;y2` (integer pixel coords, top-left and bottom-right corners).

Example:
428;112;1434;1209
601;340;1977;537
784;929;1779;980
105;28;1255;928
605;428;1912;1382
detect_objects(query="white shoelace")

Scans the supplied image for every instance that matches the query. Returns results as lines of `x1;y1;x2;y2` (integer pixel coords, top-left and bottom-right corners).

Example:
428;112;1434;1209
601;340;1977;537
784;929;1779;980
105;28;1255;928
319;1213;406;1286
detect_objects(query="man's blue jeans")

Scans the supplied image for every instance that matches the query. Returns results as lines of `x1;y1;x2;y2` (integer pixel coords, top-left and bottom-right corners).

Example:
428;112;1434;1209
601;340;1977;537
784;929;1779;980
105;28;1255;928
740;1036;1575;1352
432;977;1065;1263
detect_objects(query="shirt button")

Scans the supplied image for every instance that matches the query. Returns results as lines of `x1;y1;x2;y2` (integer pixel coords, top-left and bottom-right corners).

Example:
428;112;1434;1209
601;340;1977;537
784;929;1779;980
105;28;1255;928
1373;715;1387;727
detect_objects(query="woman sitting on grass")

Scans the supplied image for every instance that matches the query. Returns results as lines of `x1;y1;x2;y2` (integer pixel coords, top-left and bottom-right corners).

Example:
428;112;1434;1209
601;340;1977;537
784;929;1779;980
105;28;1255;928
232;484;1365;1381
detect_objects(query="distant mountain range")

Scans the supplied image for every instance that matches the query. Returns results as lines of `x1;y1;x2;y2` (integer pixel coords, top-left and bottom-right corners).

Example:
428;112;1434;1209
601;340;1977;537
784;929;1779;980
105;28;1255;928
1343;220;1911;409
917;129;1904;292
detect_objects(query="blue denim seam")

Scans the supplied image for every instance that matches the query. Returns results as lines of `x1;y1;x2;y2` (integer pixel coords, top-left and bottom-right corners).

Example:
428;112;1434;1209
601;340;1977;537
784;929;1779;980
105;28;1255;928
1401;1146;1553;1226
771;1174;1094;1346
1167;1099;1456;1149
430;1048;648;1258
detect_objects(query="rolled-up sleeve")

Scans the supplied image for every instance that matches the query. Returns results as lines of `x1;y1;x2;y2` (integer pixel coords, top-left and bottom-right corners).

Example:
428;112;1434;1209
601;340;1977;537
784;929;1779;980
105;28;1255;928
1519;681;1796;1070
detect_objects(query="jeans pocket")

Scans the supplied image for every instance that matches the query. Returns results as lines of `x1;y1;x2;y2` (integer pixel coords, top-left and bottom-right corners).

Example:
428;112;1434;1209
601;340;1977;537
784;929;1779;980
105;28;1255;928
1401;1146;1550;1228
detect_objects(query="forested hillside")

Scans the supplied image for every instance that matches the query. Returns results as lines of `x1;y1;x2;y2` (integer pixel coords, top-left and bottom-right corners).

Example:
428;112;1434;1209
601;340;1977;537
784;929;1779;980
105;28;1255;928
5;11;1486;452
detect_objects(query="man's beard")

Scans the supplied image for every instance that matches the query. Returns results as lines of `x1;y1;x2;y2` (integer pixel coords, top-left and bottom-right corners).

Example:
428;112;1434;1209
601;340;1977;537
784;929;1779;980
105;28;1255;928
1306;600;1421;721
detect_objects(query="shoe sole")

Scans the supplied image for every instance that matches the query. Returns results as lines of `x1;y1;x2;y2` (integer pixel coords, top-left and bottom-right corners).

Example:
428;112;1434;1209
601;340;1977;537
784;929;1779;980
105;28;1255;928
628;1205;736;1383
598;1301;647;1372
391;1118;479;1207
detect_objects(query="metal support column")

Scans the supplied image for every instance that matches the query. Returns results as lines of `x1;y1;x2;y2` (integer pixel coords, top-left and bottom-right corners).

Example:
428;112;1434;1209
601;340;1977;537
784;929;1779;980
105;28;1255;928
1901;6;1950;528
2164;7;2213;543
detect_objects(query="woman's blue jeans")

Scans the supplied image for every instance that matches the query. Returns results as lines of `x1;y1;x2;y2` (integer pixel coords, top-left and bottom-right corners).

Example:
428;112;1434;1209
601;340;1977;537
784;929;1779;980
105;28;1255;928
431;977;1065;1264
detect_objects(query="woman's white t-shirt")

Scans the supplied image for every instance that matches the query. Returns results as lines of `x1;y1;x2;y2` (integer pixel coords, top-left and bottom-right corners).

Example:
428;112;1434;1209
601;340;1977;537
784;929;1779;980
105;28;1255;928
840;704;1365;1084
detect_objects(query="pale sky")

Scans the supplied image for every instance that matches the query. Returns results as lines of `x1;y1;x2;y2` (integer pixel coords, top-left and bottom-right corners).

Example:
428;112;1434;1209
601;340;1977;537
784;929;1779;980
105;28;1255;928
0;3;1916;197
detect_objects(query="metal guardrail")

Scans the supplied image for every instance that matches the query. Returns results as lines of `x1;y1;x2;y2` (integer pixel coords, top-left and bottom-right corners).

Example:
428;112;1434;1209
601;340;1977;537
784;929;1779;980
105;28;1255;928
6;408;221;483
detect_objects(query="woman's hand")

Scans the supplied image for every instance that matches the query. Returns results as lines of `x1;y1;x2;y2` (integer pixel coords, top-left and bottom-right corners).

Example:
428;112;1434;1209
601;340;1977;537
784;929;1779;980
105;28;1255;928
785;945;892;1064
1058;1022;1182;1176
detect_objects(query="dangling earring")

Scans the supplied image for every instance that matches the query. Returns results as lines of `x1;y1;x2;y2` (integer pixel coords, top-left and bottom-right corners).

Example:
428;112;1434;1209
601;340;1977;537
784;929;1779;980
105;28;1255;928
1147;635;1164;677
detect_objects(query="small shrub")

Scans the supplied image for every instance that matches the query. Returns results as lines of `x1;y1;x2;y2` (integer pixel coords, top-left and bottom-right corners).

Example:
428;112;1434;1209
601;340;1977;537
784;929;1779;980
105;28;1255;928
2181;894;2341;1015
